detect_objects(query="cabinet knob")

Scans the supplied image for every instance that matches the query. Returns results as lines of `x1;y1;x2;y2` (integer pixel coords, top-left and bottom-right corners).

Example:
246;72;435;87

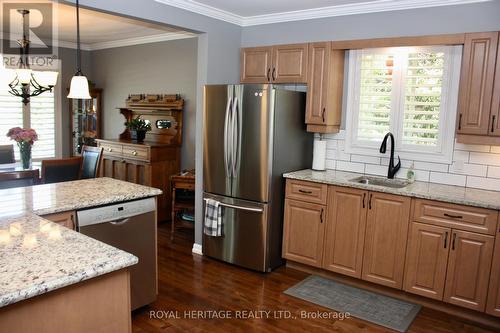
108;148;112;152
122;159;126;163
132;150;137;156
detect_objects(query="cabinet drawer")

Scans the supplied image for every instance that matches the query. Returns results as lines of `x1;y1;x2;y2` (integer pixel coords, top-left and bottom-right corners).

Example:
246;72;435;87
285;179;327;205
99;142;123;157
122;145;150;161
412;199;498;235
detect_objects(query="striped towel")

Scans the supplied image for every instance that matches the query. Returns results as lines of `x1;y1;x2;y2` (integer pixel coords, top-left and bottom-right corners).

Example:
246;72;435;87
204;199;223;236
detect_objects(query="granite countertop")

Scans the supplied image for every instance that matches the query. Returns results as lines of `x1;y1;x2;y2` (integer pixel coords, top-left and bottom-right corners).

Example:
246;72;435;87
283;169;500;210
0;177;162;307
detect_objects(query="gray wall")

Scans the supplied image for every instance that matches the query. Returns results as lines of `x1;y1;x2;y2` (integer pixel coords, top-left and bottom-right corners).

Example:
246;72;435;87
241;1;500;46
90;38;198;169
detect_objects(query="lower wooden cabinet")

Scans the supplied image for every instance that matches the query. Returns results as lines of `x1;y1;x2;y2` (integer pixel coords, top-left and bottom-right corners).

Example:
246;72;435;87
323;187;367;278
404;222;450;300
444;230;494;311
41;211;76;230
362;192;411;289
486;229;500;317
282;199;325;267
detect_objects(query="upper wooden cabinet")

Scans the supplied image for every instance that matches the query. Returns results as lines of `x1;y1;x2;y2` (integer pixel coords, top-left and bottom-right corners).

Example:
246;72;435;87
444;230;494;312
323;186;367;278
305;42;345;133
362;192;411;290
240;47;273;83
457;32;500;143
240;44;308;84
486;228;500;317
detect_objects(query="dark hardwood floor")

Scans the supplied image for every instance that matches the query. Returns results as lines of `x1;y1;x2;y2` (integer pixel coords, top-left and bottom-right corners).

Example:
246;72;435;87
132;223;495;333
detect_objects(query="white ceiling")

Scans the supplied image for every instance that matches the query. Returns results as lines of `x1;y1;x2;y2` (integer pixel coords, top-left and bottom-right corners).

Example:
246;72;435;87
156;0;492;26
6;3;194;51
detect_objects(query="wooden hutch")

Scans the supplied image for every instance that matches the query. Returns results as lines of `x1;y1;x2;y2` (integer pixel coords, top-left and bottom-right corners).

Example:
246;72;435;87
96;94;183;221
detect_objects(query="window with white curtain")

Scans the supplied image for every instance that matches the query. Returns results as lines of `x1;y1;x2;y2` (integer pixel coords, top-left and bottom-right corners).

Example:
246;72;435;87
0;66;59;160
345;45;462;163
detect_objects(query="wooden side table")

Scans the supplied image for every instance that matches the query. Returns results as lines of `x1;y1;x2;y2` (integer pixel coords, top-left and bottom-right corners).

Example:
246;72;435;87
170;170;195;239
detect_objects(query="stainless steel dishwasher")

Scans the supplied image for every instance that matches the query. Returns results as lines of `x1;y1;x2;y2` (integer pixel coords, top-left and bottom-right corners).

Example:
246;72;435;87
76;197;157;310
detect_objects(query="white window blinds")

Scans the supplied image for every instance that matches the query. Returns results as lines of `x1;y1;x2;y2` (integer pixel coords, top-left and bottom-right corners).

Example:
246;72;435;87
346;46;462;163
0;66;57;160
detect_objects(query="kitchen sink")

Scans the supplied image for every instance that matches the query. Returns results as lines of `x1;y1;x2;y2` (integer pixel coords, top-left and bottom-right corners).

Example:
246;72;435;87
349;176;410;189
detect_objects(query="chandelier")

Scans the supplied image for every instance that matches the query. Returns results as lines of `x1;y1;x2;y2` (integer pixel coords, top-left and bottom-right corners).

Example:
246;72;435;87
7;10;58;105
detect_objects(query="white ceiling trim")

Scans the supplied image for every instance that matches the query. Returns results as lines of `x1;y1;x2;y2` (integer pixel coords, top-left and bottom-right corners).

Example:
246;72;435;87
155;0;243;25
155;0;492;26
7;32;196;51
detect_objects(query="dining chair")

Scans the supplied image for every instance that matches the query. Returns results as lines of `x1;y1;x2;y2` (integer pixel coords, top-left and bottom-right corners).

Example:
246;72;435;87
0;145;15;164
81;145;103;179
0;169;39;189
41;157;83;184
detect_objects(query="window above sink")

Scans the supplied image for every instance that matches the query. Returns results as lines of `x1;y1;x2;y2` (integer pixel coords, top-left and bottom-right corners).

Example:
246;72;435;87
345;46;462;164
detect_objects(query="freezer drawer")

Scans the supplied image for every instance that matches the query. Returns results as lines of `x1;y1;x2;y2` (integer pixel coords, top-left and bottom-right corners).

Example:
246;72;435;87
203;193;269;272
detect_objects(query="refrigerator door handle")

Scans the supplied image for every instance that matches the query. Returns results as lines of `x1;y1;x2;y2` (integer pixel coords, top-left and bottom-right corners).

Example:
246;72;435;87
204;198;263;213
223;97;233;178
231;97;239;178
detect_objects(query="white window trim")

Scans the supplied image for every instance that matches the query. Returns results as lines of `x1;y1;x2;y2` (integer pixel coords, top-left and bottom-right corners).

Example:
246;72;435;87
345;46;462;164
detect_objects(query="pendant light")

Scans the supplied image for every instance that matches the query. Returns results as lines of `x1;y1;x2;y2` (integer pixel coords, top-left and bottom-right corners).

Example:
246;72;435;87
67;0;91;99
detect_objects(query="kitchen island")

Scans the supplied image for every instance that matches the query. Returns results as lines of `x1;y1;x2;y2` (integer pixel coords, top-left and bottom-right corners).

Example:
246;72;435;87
0;178;162;333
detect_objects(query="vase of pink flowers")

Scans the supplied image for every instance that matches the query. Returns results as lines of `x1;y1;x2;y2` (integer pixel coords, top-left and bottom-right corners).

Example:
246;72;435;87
7;127;38;169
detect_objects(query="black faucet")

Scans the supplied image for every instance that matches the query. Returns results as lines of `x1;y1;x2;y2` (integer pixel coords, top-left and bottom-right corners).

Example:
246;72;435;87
379;132;401;179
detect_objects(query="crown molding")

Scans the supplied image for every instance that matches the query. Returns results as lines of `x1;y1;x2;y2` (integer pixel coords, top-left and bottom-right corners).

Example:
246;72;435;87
155;0;243;26
85;32;196;50
155;0;491;27
1;32;195;52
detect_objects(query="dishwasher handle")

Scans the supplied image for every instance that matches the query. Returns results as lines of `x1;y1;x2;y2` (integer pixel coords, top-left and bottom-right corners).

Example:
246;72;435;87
109;218;131;226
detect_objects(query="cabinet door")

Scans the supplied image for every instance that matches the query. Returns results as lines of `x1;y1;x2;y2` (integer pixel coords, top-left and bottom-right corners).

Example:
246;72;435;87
444;230;494;311
305;42;330;125
283;199;326;267
490;35;500;136
240;47;272;83
323;187;367;278
457;32;498;135
42;211;76;230
486;229;500;317
272;44;308;83
404;222;450;300
362;192;411;289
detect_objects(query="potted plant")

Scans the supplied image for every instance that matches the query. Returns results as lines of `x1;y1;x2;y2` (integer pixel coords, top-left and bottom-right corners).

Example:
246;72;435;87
6;127;38;169
124;116;152;142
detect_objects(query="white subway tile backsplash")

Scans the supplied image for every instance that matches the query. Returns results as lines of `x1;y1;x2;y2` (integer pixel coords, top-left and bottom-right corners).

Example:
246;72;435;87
469;152;500;166
487;166;500;179
467;176;500;191
336;160;365;173
429;172;466;186
453;150;470;162
322;135;500;192
365;164;389;177
413;161;449;172
381;157;414;168
351;154;381;165
449;162;487;177
454;142;490;152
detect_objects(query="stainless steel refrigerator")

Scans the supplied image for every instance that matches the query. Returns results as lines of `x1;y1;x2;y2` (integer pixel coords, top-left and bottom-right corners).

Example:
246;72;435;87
203;84;313;272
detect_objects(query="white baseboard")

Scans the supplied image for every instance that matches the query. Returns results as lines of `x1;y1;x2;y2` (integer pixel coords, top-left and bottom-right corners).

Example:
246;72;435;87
192;243;203;255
